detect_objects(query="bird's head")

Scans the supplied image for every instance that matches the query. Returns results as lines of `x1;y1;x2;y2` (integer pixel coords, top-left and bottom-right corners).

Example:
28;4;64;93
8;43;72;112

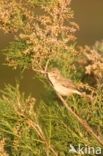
48;68;61;78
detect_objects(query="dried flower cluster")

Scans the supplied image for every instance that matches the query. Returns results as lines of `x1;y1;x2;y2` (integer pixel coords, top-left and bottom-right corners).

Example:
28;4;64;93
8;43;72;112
0;0;79;71
0;0;24;32
77;44;103;85
19;0;79;71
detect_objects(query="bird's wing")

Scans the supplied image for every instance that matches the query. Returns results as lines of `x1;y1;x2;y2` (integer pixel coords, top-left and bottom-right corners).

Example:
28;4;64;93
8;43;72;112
61;79;76;89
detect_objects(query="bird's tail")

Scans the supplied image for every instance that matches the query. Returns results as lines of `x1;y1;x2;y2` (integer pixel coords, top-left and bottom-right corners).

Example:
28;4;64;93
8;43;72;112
73;90;82;96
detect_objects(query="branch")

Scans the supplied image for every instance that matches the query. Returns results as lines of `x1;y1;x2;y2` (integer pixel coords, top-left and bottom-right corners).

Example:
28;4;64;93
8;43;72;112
57;93;103;146
32;69;47;74
33;68;103;146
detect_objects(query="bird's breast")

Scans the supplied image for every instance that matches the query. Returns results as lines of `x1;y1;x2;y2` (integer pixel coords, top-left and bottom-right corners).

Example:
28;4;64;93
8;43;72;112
53;83;75;96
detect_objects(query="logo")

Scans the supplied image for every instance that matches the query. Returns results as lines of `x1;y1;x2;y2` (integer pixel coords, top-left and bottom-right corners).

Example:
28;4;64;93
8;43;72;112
69;144;102;155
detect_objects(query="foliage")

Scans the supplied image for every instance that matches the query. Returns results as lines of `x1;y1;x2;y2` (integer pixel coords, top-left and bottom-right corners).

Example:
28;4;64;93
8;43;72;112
3;40;31;70
0;0;78;72
0;84;103;156
0;0;103;155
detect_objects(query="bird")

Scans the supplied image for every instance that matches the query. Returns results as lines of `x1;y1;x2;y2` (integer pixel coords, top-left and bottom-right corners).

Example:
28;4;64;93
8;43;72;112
48;68;82;96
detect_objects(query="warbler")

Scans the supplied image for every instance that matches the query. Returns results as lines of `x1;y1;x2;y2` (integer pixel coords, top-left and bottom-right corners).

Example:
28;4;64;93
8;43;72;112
48;68;81;96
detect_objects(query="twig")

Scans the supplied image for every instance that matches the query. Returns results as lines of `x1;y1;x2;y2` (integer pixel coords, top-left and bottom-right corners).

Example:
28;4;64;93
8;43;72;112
57;93;103;146
44;58;51;73
33;69;47;74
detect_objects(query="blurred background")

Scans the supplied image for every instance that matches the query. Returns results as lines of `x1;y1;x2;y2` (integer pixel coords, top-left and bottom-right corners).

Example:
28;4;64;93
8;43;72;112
0;0;103;98
71;0;103;45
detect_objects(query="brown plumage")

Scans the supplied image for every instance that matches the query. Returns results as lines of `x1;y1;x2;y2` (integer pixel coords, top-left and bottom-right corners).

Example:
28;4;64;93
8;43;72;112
48;68;81;96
